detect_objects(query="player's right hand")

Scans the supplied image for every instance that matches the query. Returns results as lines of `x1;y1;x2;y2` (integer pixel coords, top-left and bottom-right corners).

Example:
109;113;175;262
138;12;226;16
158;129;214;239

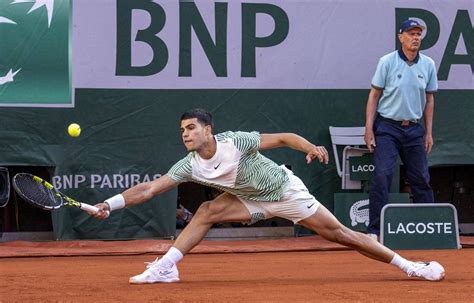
306;145;329;164
92;202;111;220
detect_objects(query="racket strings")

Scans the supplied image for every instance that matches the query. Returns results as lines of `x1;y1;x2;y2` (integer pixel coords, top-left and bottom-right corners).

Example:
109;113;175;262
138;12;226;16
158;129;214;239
14;175;63;209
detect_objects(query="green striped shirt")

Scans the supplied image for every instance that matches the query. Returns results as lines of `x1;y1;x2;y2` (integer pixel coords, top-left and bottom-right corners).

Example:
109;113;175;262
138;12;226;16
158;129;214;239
166;131;289;201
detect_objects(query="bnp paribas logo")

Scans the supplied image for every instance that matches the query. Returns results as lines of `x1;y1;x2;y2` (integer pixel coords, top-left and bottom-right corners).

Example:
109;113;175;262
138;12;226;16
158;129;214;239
0;0;71;107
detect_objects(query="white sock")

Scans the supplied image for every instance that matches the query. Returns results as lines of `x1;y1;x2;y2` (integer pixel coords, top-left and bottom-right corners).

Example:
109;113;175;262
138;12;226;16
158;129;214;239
390;253;413;273
159;247;184;269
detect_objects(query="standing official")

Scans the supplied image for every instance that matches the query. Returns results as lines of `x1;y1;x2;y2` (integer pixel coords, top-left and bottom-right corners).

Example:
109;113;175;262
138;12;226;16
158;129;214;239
365;19;438;238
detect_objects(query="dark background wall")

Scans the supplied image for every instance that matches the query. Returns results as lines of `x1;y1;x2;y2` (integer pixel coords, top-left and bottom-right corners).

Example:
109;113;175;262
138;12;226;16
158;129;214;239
1;88;473;238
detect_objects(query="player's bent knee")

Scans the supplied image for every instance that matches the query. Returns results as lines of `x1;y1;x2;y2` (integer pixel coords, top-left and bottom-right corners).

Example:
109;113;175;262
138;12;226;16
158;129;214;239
194;200;225;223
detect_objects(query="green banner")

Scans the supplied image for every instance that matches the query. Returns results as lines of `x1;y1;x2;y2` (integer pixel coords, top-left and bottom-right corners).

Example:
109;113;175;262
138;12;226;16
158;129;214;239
0;0;71;106
380;203;460;250
1;0;473;240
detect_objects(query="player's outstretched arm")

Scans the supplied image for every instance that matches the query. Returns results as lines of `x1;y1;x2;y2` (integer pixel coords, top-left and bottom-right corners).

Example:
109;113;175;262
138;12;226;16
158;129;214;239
259;133;329;164
93;175;178;219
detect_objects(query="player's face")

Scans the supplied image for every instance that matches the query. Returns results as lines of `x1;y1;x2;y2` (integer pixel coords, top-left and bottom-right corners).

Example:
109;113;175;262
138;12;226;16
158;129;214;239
180;118;211;151
399;28;422;52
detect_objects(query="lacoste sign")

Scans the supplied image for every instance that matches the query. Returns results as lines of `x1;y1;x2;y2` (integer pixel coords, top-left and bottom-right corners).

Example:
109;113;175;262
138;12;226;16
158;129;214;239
349;154;375;181
387;222;453;234
381;203;460;250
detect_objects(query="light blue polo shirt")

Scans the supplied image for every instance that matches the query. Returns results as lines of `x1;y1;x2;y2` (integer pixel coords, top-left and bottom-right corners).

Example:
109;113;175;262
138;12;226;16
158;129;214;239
371;50;438;121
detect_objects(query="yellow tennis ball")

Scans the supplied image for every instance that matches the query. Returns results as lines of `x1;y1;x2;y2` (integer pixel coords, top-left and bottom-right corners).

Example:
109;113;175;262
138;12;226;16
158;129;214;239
68;123;81;137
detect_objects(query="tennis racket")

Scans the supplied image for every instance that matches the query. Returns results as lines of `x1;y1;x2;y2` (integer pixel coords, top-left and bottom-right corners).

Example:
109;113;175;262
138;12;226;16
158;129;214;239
12;173;99;214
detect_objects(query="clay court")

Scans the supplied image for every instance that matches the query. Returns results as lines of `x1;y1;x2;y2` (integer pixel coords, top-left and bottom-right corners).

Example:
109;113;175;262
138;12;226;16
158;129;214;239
1;236;473;302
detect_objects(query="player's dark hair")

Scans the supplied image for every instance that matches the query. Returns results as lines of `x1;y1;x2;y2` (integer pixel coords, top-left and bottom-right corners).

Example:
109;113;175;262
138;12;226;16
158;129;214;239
180;108;214;128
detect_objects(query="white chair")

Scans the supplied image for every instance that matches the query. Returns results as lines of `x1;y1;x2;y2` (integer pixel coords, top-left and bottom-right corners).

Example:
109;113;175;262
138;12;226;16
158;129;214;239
329;126;370;190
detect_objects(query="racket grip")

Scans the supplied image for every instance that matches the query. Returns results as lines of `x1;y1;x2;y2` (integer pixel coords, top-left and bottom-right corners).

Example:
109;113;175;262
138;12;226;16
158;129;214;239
79;203;99;213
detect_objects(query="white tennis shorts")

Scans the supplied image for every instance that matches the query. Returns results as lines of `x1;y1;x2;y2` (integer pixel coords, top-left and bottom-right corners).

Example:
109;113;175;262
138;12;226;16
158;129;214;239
238;167;320;225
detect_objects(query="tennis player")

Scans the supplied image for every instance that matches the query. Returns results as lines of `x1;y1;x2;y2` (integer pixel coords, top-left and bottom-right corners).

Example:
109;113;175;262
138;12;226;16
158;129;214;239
93;108;445;283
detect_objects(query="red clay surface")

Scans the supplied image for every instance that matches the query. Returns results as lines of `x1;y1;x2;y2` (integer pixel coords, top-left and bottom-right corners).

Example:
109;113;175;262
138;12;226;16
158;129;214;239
1;242;473;302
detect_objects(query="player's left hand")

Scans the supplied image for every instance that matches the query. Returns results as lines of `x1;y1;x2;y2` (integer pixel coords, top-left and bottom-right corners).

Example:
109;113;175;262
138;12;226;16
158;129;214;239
306;145;329;164
92;202;111;220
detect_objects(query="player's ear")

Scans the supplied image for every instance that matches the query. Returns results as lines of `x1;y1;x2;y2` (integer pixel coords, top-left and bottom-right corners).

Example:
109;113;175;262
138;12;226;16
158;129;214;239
205;125;212;135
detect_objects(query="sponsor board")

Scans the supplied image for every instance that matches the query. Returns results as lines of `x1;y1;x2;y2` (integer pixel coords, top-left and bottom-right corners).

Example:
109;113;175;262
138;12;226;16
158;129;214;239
72;1;472;90
381;203;461;249
349;154;375;181
1;1;471;107
52;173;162;190
0;0;71;106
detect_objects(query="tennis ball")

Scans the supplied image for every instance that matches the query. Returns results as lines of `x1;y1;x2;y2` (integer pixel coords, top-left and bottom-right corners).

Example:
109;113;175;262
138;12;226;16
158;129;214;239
68;123;81;137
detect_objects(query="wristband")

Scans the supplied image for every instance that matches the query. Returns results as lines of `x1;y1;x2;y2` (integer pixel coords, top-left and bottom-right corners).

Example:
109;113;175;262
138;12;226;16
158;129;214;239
105;194;125;211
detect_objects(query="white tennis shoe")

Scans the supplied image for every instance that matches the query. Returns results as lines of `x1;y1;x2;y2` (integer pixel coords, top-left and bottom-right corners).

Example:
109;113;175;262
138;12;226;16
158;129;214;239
407;261;445;281
129;258;180;284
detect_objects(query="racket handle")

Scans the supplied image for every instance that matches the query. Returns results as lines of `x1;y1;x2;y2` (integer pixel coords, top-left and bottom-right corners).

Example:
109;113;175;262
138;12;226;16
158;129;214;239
79;203;99;213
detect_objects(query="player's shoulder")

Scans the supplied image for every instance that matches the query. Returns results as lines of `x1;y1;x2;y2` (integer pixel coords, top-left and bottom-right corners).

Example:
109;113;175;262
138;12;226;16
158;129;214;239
215;131;235;142
215;131;260;152
168;152;193;177
176;152;195;163
215;131;259;142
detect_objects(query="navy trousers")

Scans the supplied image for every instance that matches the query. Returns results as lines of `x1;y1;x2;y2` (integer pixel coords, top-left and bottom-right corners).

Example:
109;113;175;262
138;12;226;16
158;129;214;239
368;116;434;235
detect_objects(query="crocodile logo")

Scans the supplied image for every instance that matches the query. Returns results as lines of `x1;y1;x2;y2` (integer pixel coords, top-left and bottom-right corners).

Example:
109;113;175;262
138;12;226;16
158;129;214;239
349;199;369;227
